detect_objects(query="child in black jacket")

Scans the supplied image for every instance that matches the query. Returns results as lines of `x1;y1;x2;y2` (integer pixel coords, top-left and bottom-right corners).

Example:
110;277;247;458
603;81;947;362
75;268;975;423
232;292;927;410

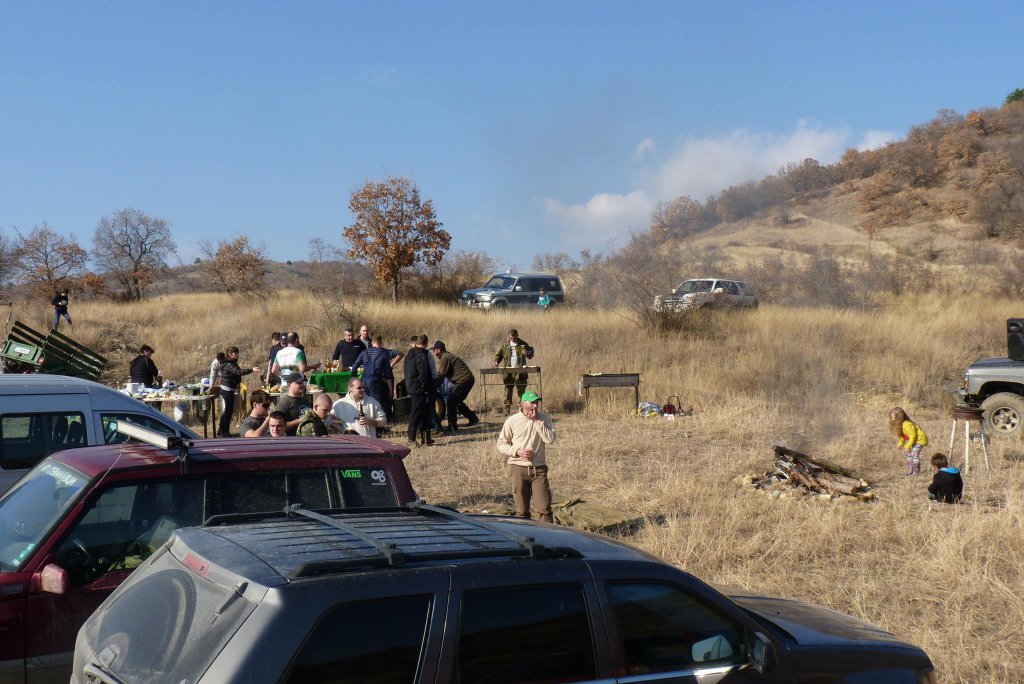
927;453;964;504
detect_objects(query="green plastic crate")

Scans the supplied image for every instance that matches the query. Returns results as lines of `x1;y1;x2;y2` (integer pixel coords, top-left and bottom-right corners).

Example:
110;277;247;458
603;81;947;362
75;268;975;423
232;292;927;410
1;339;44;365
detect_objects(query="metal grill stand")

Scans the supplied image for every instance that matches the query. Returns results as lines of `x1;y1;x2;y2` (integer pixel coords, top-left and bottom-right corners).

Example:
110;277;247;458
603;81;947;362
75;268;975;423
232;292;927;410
949;405;989;474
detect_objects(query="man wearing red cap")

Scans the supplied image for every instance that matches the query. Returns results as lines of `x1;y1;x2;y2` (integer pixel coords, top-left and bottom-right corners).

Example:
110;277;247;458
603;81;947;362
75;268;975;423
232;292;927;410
496;390;556;522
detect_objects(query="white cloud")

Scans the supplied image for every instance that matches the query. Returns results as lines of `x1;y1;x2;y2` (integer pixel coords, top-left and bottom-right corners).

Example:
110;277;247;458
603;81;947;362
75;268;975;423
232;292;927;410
633;137;655;160
545;190;651;250
546;121;864;252
651;121;850;200
857;129;899;151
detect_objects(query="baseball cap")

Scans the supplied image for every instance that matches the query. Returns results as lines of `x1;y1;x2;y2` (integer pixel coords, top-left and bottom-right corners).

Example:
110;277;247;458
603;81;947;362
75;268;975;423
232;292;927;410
432;340;446;351
521;390;541;403
283;372;305;385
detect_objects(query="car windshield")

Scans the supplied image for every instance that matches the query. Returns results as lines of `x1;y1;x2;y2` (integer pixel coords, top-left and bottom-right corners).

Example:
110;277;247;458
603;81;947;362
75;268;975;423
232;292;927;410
483;276;516;290
677;280;713;294
0;458;89;571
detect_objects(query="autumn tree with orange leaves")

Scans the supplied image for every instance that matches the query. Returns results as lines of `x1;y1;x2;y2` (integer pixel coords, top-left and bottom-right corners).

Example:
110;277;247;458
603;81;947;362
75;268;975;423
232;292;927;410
344;176;451;303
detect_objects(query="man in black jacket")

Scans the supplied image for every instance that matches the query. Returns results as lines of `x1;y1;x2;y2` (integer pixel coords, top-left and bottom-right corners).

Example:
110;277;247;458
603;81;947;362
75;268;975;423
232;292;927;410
403;334;435;446
129;345;160;388
217;346;260;437
51;290;72;330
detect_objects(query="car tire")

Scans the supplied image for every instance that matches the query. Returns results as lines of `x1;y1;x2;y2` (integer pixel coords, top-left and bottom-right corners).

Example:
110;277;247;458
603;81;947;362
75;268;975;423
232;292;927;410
981;392;1024;438
492;300;508;309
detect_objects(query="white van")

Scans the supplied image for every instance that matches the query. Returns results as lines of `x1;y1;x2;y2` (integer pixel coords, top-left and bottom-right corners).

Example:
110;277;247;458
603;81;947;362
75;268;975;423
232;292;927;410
0;375;198;493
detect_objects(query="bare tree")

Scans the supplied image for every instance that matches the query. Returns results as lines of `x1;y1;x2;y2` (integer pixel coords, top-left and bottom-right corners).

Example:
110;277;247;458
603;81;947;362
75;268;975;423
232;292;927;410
199;236;268;296
93;208;176;300
344;176;451;303
14;223;88;299
0;229;17;287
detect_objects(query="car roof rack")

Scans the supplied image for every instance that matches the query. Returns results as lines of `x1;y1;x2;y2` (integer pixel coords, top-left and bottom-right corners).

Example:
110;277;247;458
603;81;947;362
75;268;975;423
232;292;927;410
114;420;192;473
202;502;581;579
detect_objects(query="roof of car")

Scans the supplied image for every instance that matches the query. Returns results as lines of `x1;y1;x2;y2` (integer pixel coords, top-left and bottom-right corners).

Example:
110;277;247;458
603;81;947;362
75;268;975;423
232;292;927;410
50;436;411;478
684;277;740;282
0;374;119;395
494;272;560;278
176;505;656;586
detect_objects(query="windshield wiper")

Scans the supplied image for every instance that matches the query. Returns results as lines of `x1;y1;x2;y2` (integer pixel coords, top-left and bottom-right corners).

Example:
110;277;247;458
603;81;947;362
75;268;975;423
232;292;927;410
83;662;128;684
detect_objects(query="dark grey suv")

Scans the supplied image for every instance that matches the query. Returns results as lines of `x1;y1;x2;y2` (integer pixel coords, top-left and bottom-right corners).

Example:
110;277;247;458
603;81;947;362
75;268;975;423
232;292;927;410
73;505;936;684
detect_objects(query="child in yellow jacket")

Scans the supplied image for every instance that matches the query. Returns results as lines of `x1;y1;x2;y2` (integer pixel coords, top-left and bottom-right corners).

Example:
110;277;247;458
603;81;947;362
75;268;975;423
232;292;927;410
889;407;927;476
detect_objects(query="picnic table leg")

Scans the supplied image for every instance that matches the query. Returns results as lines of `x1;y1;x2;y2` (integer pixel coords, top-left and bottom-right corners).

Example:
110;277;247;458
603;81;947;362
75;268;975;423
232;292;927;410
208;396;215;438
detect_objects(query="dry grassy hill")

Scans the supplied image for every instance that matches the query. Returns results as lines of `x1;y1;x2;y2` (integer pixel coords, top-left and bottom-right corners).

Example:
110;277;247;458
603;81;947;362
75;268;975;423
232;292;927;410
13;290;1023;682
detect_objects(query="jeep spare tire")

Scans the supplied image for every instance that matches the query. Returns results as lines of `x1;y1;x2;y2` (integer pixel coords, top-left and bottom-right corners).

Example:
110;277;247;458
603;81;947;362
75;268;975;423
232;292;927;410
981;392;1024;438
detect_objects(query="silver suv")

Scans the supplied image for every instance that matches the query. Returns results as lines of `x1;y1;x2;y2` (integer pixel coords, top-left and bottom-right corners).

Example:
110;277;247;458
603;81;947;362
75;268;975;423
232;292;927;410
460;273;564;309
654;278;758;312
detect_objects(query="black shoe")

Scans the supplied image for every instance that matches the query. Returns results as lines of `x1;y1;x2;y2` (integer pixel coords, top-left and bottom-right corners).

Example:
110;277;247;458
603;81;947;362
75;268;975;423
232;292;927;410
465;416;480;426
406;440;418;448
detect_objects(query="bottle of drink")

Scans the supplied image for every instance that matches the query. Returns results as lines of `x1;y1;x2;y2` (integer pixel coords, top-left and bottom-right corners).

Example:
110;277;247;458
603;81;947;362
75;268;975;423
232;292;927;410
358;402;365;419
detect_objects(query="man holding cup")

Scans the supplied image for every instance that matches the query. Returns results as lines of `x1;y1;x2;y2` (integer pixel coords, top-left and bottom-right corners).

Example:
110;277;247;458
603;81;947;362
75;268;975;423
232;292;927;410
496;391;556;523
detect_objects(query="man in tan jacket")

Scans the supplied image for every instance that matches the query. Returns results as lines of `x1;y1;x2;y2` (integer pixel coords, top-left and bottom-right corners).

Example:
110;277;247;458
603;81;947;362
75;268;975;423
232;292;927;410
496;391;556;522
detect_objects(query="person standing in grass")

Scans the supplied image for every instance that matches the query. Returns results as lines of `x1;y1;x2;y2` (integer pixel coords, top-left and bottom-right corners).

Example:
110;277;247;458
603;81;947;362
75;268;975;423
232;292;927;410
493;328;534;415
889;407;927;476
217;347;260;438
497;391;555;522
927;453;963;503
51;289;72;330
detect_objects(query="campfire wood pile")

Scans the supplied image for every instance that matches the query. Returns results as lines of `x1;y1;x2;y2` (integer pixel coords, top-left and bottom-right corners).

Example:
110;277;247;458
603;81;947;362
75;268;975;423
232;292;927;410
743;443;875;501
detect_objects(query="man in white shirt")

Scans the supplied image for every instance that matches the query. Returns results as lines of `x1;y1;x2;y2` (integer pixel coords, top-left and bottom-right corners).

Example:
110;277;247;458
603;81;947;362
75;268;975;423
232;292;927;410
270;333;310;380
332;377;387;438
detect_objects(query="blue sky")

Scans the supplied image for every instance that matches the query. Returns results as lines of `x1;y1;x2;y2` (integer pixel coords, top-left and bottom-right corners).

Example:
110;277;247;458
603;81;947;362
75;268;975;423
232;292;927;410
2;1;1022;269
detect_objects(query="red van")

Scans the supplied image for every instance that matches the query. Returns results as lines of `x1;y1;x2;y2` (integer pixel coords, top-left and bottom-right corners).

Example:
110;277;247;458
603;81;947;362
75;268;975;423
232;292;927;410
0;433;415;683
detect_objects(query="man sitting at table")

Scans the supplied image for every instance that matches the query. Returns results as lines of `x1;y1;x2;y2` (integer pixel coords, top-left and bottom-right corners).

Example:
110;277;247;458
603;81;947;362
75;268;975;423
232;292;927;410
275;372;308;435
238;389;272;438
267;411;288;438
332;377;387;438
331;328;365;369
297;394;336;436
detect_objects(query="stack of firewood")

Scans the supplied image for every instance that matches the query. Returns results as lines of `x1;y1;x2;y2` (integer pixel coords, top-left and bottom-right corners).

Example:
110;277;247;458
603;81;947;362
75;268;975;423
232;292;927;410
742;443;875;501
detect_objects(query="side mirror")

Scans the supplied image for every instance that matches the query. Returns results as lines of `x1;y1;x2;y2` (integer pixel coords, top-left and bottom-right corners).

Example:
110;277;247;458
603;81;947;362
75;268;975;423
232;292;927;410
671;288;678;294
514;286;522;292
39;564;69;595
750;632;774;673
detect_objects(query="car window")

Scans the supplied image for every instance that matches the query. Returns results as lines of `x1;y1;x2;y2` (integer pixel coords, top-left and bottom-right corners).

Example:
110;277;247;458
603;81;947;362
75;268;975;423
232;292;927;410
607;583;747;676
209;471;334;516
55;480;205;585
102;413;177;445
0;412;87;470
336;467;399;507
284;595;432;684
484;276;516;290
719;281;740;295
547;278;561;292
459;584;597;684
82;562;257;684
0;459;88;571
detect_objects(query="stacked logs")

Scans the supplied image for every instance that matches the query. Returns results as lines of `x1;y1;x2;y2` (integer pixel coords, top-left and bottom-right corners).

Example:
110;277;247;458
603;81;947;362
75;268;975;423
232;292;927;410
743;443;875;502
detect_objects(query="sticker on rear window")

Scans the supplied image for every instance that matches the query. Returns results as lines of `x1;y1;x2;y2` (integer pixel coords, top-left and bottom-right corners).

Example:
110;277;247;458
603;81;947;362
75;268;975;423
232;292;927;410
341;469;361;479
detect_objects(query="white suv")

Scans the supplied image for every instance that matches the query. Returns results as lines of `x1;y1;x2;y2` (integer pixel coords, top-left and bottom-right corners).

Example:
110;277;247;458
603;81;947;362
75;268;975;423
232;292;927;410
654;278;758;312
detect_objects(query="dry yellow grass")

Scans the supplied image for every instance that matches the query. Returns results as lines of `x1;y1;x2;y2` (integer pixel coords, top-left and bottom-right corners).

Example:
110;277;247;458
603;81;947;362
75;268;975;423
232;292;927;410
16;292;1024;682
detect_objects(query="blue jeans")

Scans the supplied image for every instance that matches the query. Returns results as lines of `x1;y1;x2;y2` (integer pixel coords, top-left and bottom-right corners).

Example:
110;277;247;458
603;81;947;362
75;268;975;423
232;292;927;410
53;311;72;329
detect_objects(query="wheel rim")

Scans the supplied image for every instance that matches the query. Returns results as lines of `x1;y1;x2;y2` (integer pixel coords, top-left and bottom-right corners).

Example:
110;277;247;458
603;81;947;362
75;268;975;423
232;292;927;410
990;406;1021;433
